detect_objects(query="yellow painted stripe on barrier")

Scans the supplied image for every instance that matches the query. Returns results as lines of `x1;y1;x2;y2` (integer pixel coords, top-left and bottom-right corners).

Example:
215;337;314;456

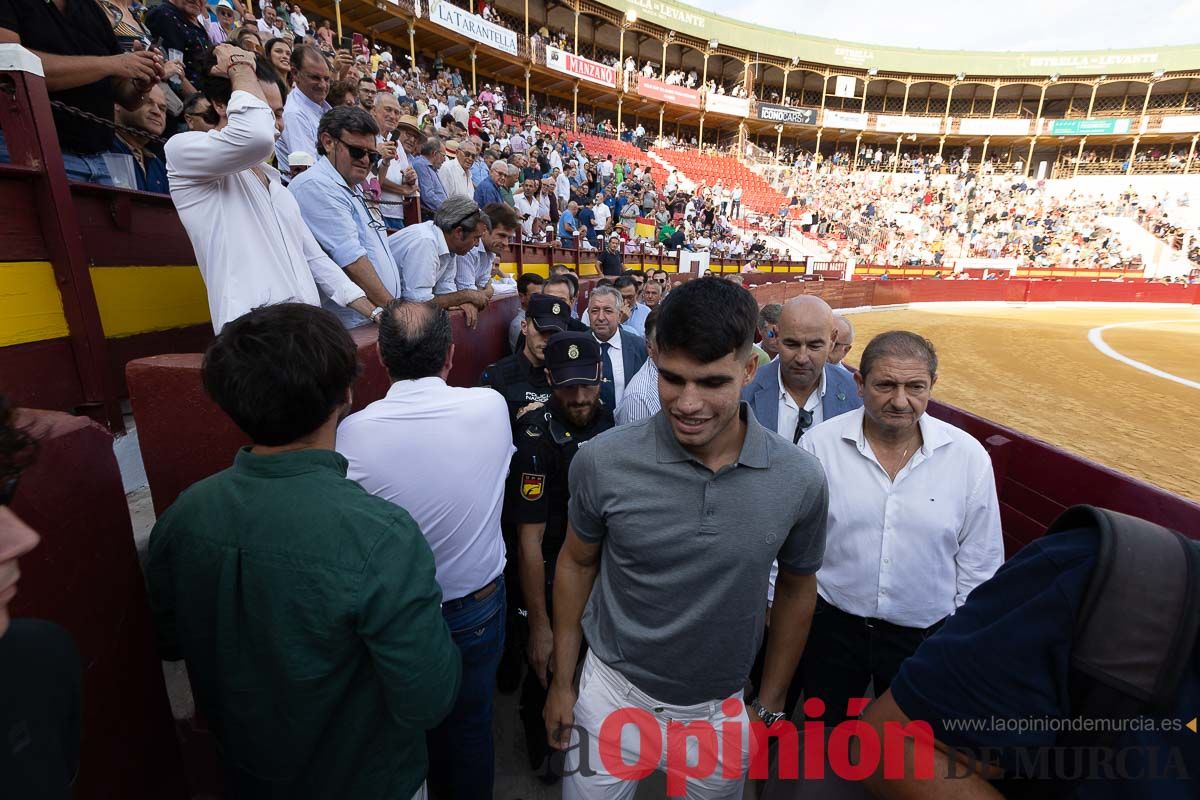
0;261;69;347
89;265;211;338
521;263;550;277
499;261;519;274
579;262;599;277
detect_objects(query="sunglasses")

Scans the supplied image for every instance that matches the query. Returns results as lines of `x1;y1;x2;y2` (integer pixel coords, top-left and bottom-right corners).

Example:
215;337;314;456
337;137;380;166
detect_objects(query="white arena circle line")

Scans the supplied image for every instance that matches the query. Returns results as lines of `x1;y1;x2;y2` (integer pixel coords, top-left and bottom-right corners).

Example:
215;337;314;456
1086;320;1200;391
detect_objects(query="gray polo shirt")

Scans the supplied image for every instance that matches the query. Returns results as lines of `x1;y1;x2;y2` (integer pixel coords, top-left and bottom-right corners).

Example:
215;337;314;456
568;403;828;705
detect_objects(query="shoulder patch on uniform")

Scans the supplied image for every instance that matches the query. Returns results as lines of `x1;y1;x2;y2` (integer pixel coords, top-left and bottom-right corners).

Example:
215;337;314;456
520;473;545;500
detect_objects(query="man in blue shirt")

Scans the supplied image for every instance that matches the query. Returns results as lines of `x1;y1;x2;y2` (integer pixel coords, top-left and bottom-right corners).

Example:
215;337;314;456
576;201;596;247
470;150;493;188
110;84;169;193
474;158;508;208
862;528;1198;799
411;137;449;217
557;200;579;248
290;106;401;327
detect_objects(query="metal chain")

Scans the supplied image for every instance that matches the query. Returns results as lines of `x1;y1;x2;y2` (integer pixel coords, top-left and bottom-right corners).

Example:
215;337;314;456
50;99;169;147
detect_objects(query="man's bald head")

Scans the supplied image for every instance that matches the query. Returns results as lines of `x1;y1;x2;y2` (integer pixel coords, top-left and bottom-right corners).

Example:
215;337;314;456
777;295;837;394
830;314;855;366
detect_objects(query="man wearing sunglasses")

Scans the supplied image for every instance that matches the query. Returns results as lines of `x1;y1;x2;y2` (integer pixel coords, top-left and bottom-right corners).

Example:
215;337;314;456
289;105;403;328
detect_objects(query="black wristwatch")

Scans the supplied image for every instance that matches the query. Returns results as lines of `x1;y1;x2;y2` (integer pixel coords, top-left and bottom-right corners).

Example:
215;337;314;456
750;697;786;726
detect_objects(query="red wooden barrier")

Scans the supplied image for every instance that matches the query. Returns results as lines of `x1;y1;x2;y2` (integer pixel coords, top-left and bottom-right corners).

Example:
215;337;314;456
130;297;519;515
9;410;186;799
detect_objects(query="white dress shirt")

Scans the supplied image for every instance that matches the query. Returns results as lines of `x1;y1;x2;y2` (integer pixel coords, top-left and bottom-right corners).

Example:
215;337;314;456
276;87;330;173
799;407;1004;628
596;330;628;406
378;145;412;220
388;220;459;301
338;377;513;601
514;192;540;237
555;173;571;205
777;365;826;443
166;91;365;332
439;157;475;200
615;357;659;425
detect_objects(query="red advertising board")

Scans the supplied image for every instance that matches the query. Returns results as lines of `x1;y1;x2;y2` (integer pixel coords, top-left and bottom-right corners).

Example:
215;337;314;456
637;77;701;109
546;45;615;88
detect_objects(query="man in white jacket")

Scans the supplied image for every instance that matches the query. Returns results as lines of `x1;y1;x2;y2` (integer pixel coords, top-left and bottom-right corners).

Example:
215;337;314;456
166;45;377;332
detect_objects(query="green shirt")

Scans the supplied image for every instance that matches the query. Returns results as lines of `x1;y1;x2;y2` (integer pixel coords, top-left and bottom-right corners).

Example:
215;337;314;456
146;447;460;799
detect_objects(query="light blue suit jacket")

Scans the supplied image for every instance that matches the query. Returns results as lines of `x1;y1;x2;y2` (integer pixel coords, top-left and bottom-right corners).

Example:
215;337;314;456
741;360;862;434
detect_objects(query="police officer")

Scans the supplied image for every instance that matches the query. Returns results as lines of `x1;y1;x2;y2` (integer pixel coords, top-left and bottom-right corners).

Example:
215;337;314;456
510;332;614;776
482;293;572;425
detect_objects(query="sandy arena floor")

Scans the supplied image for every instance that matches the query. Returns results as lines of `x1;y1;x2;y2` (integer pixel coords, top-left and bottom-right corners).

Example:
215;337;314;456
843;304;1200;503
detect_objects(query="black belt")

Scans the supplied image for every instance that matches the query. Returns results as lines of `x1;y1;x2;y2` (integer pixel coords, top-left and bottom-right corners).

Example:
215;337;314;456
818;596;943;636
443;577;500;607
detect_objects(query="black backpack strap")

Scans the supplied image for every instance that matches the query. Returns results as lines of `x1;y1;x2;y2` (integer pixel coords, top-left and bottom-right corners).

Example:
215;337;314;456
1000;506;1199;799
1047;505;1200;717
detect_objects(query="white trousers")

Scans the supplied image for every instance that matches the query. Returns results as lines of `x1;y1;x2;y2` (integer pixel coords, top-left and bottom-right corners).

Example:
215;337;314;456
563;651;753;799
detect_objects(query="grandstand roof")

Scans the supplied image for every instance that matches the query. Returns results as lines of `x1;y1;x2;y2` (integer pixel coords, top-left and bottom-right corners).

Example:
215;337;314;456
595;0;1200;77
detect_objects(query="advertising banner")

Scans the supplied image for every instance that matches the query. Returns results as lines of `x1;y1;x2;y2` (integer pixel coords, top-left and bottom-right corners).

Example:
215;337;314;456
957;118;1032;136
429;1;518;56
875;115;944;134
757;103;816;125
1158;115;1200;134
1048;118;1132;136
823;110;868;130
704;92;751;117
545;46;616;88
637;77;701;109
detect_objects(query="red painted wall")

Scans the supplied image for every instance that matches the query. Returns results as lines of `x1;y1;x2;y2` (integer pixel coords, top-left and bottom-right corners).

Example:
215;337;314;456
9;411;186;800
130;298;519;515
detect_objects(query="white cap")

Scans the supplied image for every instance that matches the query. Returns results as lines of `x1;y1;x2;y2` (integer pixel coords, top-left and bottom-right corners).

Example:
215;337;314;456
289;151;315;167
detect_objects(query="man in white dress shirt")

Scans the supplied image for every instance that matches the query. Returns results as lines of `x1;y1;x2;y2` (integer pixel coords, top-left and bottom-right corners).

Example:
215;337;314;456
275;45;330;175
388;195;492;323
166;45;373;332
338;300;513;800
438;139;477;200
796;330;1003;725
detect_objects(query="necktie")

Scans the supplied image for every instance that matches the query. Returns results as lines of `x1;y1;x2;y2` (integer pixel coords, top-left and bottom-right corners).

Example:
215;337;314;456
600;341;616;410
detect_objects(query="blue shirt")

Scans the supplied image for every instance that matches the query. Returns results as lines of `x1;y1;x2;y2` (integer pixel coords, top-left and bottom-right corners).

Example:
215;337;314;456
410;155;447;216
110;134;168;193
470;159;490;187
558;209;577;240
288;156;403;327
474;177;504;209
890;529;1199;798
276;87;329;175
577;206;596;240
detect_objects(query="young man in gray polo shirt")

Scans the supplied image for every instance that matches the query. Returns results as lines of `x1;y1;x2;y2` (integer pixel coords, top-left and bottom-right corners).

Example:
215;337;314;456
545;278;829;798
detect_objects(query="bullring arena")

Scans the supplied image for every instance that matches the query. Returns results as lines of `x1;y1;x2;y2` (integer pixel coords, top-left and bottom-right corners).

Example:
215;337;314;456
846;302;1200;501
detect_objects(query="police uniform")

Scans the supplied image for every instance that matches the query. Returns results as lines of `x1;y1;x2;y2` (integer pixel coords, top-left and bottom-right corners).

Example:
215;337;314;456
507;332;614;774
482;293;571;425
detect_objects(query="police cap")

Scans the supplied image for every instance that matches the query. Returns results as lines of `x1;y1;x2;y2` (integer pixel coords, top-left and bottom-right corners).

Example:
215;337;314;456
543;332;602;386
527;293;571;333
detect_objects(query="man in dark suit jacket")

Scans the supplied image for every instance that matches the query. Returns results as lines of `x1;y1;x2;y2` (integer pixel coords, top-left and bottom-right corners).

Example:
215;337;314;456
742;296;862;442
585;284;647;411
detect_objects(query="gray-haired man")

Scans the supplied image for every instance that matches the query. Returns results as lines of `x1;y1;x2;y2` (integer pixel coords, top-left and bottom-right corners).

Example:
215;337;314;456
388;195;491;324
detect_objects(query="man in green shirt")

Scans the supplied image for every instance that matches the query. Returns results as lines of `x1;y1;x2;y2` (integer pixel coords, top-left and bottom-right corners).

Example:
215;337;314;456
145;303;460;800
